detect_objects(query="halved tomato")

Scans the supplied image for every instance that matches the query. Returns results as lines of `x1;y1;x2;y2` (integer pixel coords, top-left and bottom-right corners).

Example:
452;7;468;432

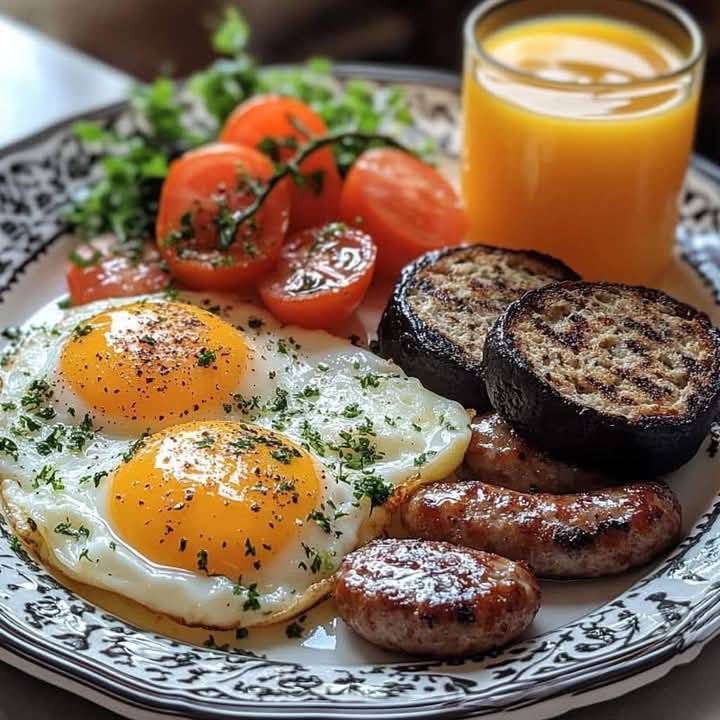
155;143;291;290
220;96;342;232
339;148;465;279
258;222;377;330
66;235;170;305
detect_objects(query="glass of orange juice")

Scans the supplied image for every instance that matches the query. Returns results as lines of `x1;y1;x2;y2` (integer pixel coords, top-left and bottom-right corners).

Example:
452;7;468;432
462;0;705;283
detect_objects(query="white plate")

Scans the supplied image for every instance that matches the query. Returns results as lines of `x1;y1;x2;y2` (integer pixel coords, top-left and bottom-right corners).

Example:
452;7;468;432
2;64;720;719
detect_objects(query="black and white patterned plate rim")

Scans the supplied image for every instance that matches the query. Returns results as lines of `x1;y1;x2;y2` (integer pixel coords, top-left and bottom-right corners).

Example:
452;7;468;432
1;65;720;719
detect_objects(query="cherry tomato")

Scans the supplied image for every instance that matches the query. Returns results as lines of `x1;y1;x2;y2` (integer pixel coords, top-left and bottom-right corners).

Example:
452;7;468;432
258;222;377;330
220;95;342;232
67;235;170;305
339;148;465;279
155;143;291;291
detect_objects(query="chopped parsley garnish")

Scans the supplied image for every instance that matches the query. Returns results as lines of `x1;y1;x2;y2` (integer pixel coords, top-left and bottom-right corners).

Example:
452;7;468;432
384;415;397;427
196;348;217;367
299;543;336;575
214;199;239;250
296;385;320;401
195;435;215;449
197;548;209;572
300;420;326;456
12;415;41;436
270;445;300;464
1;327;21;341
307;510;332;534
36;426;65;456
269;387;289;413
1;402;16;411
123;432;149;462
438;413;458;432
79;548;95;563
243;584;261;611
277;338;289;355
20;379;53;414
229;434;256;454
109;541;117;551
34;406;56;421
357;417;375;436
80;470;109;488
71;323;93;341
67;413;95;451
32;465;64;491
353;471;392;510
412;422;422;432
233;582;261;611
286;621;304;639
233;393;261;415
54;520;90;541
342;403;361;419
140;334;157;346
359;373;382;389
413;451;436;467
336;431;383;470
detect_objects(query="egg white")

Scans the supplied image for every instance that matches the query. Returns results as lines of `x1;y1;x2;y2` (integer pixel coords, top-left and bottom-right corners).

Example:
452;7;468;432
0;291;470;629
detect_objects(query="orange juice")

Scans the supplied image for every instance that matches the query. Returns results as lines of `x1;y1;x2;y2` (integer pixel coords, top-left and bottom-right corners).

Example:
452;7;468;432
462;9;703;283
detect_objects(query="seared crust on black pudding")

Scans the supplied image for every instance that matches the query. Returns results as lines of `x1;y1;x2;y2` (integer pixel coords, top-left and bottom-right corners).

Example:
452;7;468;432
334;538;540;657
483;281;720;476
400;480;682;578
376;245;579;410
464;412;612;493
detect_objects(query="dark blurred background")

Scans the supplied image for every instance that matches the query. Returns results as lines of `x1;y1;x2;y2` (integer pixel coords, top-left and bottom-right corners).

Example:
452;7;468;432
1;0;718;161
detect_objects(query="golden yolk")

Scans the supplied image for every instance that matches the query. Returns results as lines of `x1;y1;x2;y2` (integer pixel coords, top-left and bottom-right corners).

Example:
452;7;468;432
108;421;320;579
60;301;248;430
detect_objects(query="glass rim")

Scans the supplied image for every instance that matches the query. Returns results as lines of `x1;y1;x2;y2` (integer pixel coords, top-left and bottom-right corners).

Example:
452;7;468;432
464;0;706;90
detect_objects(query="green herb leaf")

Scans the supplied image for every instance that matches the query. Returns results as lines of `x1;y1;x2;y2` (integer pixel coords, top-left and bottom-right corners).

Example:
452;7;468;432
0;437;18;461
54;520;90;541
353;471;392;510
196;348;217;367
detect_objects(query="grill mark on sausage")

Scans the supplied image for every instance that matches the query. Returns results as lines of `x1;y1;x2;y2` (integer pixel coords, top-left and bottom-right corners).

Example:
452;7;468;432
400;479;682;578
552;517;632;551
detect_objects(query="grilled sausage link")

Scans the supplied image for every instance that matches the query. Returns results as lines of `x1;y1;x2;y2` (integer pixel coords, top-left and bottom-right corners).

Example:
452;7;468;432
464;413;611;493
334;538;540;657
400;480;681;578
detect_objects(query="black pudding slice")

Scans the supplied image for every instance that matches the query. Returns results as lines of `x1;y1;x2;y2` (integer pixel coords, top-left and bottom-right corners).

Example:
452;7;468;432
483;281;720;476
376;244;579;410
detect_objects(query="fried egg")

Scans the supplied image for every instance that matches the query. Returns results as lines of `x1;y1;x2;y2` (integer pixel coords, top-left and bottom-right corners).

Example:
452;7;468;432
0;292;470;628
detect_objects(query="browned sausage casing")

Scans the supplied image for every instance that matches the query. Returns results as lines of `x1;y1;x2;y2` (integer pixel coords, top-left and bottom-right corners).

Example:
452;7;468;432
465;413;612;493
334;538;540;657
400;480;681;578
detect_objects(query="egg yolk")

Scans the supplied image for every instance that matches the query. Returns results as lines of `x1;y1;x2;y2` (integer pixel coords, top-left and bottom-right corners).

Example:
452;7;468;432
108;421;320;579
60;301;248;430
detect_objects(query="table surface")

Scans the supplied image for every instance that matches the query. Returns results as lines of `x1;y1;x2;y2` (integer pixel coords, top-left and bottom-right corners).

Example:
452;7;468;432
0;12;717;720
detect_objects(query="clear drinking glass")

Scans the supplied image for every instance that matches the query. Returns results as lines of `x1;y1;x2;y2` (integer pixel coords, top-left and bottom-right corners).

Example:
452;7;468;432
461;0;705;283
